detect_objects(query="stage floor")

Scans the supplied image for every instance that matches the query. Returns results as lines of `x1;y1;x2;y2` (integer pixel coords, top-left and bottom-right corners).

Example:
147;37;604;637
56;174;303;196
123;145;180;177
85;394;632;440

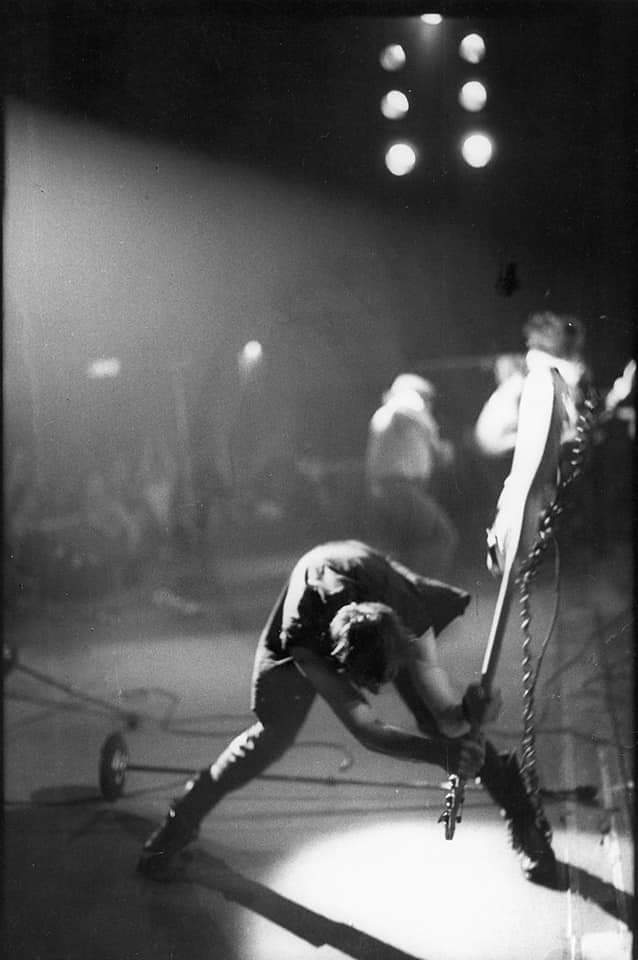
4;540;633;960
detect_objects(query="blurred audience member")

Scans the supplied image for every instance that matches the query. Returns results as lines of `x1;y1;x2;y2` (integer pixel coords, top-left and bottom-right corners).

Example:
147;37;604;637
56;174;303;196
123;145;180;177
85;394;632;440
84;469;142;589
604;357;635;440
137;437;178;549
365;373;458;577
590;357;635;550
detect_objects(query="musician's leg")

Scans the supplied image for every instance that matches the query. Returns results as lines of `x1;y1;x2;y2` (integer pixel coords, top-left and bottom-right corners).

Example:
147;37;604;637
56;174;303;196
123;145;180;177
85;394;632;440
479;740;562;886
138;602;316;879
394;668;560;886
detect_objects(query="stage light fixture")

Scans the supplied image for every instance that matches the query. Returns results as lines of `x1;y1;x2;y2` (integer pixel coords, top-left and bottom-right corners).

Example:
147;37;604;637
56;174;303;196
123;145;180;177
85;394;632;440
421;14;443;25
459;33;486;64
385;142;417;176
379;44;407;72
380;90;410;120
238;340;264;379
461;132;493;168
87;358;121;379
242;340;263;362
459;80;487;112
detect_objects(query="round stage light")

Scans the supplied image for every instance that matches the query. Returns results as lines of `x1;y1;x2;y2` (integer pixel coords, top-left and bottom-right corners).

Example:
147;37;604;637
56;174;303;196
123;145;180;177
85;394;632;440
379;44;406;72
385;142;417;176
459;33;486;64
459;80;487;112
242;340;263;362
461;132;493;168
238;340;264;379
380;90;410;120
421;13;443;25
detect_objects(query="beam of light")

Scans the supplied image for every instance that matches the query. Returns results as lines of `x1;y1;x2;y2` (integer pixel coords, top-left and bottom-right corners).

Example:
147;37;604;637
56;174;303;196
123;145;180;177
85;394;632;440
380;90;409;120
459;33;486;64
384;142;417;177
240;817;563;960
459;80;487;112
420;13;443;25
379;44;406;72
87;357;121;378
461;132;494;168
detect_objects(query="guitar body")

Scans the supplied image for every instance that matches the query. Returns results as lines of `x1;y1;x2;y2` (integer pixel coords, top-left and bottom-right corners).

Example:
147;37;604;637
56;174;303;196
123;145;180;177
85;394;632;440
481;365;567;690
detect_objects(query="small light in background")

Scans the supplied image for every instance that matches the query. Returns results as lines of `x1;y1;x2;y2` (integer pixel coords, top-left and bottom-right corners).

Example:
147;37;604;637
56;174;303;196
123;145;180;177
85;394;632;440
379;44;407;72
87;357;121;379
385;142;418;176
420;13;443;25
461;132;494;168
238;340;264;380
459;80;487;112
242;340;263;363
459;33;486;64
380;90;410;120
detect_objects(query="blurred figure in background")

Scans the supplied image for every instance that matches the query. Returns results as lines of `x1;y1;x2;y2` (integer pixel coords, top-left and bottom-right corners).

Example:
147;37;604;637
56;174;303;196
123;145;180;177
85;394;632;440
83;469;142;592
590;356;635;551
474;312;588;464
604;357;635;440
136;437;178;554
476;311;596;567
473;312;589;512
365;373;457;578
474;353;527;461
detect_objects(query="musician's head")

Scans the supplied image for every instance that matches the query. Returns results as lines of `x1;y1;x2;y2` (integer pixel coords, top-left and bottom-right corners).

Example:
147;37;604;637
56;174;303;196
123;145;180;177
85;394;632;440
384;373;436;406
523;311;585;361
328;602;411;693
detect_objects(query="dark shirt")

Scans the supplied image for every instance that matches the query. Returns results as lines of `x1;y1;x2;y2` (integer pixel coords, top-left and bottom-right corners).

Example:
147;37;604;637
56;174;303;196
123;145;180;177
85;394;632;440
273;540;469;659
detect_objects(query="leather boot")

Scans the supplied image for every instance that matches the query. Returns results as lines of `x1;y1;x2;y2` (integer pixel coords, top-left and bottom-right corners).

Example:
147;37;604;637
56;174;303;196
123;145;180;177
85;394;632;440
479;742;562;887
137;769;220;879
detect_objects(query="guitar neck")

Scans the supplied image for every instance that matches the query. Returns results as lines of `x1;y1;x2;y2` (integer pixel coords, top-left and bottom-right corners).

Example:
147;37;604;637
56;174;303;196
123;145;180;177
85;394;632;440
480;559;516;693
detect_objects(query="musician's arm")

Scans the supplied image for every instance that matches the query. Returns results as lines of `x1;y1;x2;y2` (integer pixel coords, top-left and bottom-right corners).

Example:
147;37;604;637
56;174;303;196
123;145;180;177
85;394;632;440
406;630;503;735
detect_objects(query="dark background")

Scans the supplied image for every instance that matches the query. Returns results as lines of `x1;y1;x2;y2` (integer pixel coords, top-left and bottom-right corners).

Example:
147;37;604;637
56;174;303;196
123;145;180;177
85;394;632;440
4;0;636;511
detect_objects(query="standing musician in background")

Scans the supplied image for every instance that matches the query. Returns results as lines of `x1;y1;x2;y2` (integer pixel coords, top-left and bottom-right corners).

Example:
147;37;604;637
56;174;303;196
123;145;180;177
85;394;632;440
474;311;588;466
364;373;458;578
138;540;558;885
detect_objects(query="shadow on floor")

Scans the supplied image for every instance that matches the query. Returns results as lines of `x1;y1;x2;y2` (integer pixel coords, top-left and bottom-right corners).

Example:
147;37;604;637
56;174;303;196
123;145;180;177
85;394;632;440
184;848;427;960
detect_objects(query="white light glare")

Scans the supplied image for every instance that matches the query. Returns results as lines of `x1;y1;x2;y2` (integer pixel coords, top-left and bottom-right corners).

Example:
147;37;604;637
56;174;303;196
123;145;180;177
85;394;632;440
421;13;443;25
459;33;486;64
385;142;417;176
242;340;263;363
379;44;406;72
87;358;121;379
238;340;264;379
459;80;487;112
380;90;410;120
461;133;493;168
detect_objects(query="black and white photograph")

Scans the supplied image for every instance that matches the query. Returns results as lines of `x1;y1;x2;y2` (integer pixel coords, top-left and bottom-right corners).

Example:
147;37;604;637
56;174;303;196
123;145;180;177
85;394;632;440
4;2;635;958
